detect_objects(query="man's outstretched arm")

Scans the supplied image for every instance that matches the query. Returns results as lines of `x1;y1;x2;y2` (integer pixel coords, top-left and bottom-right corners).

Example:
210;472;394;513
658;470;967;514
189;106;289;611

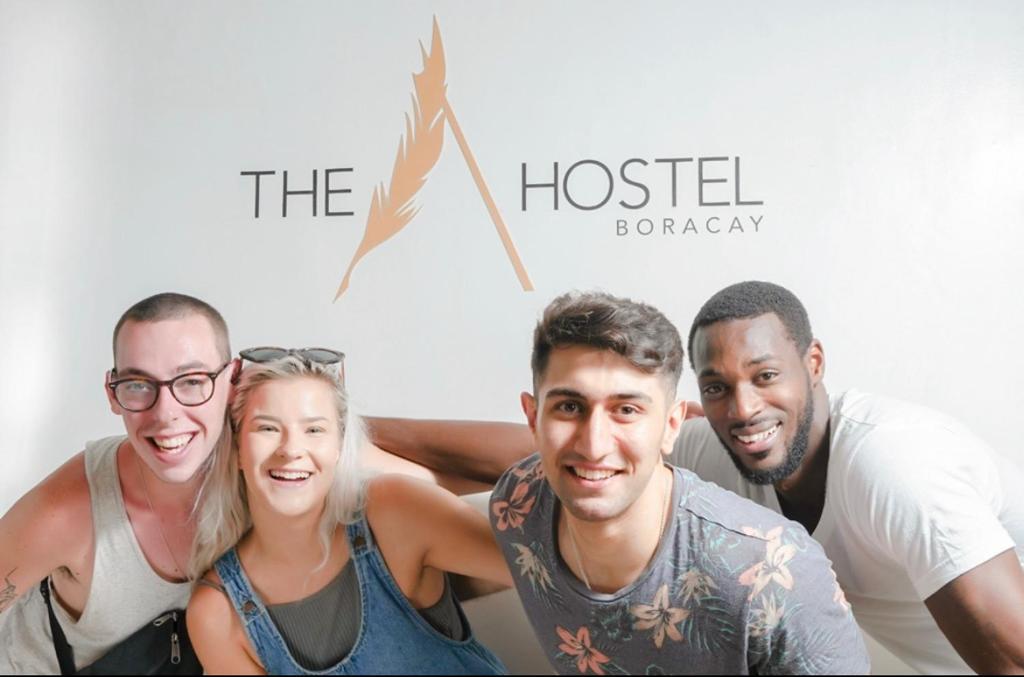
366;403;704;489
925;549;1024;674
365;417;534;487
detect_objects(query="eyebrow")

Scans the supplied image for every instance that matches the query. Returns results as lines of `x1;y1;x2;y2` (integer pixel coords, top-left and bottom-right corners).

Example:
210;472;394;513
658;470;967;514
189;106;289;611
115;361;214;378
544;387;653;403
250;415;330;424
698;353;777;379
175;361;213;374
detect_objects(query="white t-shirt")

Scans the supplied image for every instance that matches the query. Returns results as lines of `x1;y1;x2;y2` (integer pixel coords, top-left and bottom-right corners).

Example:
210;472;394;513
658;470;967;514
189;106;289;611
670;389;1024;675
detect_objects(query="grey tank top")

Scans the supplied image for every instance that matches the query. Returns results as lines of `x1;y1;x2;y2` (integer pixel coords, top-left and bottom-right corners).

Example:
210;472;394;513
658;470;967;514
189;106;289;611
0;436;191;673
204;559;464;671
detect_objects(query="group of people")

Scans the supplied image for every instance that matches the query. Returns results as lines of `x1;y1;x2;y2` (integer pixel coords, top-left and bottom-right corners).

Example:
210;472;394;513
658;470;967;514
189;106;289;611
1;281;1022;675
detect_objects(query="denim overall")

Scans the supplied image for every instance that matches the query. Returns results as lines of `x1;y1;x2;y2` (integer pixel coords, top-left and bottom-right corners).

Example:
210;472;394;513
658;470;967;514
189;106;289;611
213;518;506;675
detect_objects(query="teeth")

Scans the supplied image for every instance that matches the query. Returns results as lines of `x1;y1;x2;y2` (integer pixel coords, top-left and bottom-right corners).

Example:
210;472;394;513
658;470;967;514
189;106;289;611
571;467;616;481
735;425;780;444
153;434;192;450
269;470;311;481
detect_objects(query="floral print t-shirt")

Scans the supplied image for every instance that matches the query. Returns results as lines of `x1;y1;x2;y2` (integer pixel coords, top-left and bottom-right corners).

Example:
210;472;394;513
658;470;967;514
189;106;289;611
490;455;869;675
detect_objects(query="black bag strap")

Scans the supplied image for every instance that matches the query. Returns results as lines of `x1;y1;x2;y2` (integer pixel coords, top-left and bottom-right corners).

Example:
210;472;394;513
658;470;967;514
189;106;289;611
39;578;77;675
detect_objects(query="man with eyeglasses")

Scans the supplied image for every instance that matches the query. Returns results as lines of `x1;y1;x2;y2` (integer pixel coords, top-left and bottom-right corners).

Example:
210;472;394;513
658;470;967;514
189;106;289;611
0;293;451;673
0;293;235;672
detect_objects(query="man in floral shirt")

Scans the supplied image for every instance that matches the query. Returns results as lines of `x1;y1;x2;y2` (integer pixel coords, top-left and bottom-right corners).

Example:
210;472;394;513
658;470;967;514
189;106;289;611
489;291;868;674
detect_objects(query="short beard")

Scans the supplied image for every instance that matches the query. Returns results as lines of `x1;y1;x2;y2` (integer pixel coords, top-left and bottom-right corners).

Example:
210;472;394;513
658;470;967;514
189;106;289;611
718;387;815;486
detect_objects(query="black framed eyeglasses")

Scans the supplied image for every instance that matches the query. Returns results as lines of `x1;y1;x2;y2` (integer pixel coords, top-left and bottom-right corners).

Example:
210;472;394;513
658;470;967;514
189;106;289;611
239;347;346;382
107;362;233;412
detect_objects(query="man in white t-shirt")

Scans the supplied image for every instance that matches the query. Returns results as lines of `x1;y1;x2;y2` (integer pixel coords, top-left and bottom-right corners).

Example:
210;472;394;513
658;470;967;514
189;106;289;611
674;280;1024;674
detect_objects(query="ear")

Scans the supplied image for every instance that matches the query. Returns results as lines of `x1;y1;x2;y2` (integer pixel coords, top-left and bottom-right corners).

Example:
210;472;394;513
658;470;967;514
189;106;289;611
661;398;686;457
683;400;705;419
520;391;539;434
105;370;123;415
805;339;826;387
227;358;242;403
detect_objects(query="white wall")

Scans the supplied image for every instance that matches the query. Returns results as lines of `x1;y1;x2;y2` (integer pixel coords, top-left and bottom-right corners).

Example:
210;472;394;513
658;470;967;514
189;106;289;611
2;2;1021;673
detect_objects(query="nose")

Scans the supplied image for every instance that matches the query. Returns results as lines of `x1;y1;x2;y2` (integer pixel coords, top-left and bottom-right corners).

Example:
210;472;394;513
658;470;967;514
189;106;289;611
574;410;615;460
729;383;763;422
275;429;304;459
148;384;182;421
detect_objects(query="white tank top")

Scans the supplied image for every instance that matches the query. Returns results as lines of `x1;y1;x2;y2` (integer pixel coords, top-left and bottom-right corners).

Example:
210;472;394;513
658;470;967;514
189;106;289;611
0;436;191;672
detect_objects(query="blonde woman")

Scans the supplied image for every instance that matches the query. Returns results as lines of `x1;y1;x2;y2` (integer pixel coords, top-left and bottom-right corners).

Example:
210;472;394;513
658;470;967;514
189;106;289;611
186;349;508;675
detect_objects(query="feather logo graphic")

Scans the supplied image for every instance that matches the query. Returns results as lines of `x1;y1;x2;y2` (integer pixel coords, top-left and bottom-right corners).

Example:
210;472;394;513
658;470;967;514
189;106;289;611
334;18;533;300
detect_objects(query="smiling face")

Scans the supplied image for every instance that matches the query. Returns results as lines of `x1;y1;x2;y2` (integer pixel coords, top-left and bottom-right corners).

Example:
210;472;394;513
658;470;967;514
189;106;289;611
522;346;684;524
692;313;824;484
236;376;342;519
109;315;232;484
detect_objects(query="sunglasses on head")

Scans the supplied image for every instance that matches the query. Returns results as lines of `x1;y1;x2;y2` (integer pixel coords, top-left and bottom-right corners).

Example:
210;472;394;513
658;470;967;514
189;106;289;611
239;347;345;365
238;347;347;385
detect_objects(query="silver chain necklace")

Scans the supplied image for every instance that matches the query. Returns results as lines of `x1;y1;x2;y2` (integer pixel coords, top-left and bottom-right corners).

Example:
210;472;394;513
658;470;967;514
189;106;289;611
135;452;188;580
565;469;672;591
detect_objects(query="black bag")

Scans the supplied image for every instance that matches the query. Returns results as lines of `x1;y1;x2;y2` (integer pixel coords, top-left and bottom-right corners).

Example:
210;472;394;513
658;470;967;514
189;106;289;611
40;579;203;675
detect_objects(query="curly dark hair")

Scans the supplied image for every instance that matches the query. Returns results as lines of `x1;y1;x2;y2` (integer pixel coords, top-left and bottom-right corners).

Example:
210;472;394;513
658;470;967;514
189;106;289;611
532;291;683;391
687;281;812;369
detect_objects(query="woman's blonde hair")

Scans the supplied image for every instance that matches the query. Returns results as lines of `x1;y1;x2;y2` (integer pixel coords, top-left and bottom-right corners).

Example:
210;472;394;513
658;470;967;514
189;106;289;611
188;356;365;580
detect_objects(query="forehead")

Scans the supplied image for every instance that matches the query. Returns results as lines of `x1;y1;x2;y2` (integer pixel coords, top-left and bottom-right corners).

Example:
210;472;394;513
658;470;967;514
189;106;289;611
693;314;800;371
114;315;222;373
246;377;336;417
539;346;666;400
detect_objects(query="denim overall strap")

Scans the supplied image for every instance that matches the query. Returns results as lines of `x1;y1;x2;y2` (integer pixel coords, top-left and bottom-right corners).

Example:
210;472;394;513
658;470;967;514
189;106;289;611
213;548;308;675
340;517;507;675
344;518;372;558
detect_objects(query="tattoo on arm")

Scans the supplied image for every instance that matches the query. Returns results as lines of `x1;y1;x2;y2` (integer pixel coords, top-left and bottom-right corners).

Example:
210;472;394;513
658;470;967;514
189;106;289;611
0;568;17;614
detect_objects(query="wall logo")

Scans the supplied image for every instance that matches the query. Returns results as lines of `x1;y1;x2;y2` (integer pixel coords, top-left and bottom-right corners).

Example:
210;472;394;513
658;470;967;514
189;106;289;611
334;19;533;300
242;18;768;297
